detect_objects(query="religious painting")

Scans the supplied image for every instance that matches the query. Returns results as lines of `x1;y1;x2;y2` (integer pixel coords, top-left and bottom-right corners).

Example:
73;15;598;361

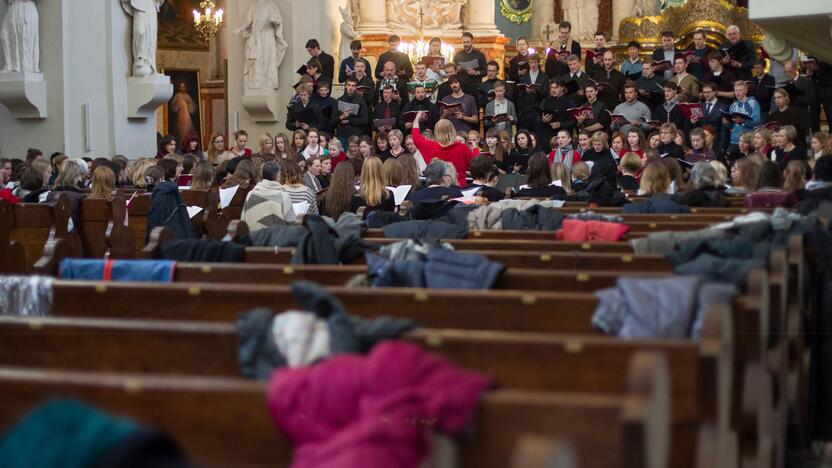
499;0;532;24
159;0;210;51
162;68;203;145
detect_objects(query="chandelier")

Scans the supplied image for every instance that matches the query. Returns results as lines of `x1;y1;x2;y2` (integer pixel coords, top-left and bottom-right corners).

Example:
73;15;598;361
192;0;224;42
397;40;456;66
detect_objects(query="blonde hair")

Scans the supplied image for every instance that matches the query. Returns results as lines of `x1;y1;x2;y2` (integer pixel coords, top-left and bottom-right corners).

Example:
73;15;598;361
130;159;156;188
550;162;572;193
783;160;806;192
359;156;389;206
89;165;115;199
382;158;404;186
259;133;275;154
709;160;728;187
572;161;590;181
54;159;86;188
619;152;642;173
433;119;457;146
590;131;609;149
639;161;671;195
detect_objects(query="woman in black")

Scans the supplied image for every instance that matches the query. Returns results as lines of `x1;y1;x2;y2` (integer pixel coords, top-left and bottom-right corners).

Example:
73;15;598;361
515;152;568;199
770;125;805;171
579;132;618;186
503;130;533;173
769;88;807;148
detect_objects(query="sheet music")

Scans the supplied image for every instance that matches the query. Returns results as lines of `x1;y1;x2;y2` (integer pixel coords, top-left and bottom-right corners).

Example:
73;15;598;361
293;201;310;215
219;185;240;209
386;185;412;206
186;206;204;219
461;187;481;197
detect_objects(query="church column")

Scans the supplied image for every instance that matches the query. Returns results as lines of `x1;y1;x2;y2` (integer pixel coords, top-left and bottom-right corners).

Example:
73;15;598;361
467;0;501;35
358;0;388;33
611;0;635;41
531;0;557;45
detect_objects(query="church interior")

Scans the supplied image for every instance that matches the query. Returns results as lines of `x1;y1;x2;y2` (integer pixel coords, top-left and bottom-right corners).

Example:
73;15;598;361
0;0;832;467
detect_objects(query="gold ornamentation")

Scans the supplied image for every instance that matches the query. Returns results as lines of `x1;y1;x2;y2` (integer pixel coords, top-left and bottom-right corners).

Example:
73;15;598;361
619;0;764;45
499;0;532;25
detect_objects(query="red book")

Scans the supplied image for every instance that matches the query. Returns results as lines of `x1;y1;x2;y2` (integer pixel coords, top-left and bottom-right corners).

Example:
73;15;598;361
679;102;704;120
401;111;428;123
421;56;446;68
586;49;603;64
606;110;629;126
652;60;672;72
567;106;594;120
439;101;464;115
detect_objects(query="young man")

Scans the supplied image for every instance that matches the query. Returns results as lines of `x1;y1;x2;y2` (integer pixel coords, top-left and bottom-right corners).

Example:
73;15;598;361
373;85;403;133
592;50;626;109
508;36;530;83
439;76;479;133
749;58;775;115
685;29;715;80
695;81;728;151
652;31;678;81
452;31;487;97
374;60;410;107
720;25;757;81
611;83;653;135
305;39;335;83
653;82;684;130
585;32;607;75
477;61;502;109
538;80;576;153
702;51;736;104
620;41;643;81
516;53;548;131
669;56;700;103
561;54;589;104
409;62;438;102
332;77;369;148
352;60;376;108
311;80;337;134
575;82;610;134
285;83;324;132
338;39;372;84
724;80;761;151
374;35;413;81
484;80;516;134
635;61;665;112
545;21;582;80
400;83;439;134
435;62;459;102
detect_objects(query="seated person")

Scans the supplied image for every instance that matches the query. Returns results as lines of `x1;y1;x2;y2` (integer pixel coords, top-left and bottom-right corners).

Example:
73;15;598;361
617;152;642;191
405;158;463;204
465;155;504;201
351;156;395;214
242;161;296;231
515;152;568;199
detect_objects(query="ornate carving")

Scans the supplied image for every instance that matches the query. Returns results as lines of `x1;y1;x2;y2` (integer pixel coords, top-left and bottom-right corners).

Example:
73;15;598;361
619;0;764;45
499;0;532;25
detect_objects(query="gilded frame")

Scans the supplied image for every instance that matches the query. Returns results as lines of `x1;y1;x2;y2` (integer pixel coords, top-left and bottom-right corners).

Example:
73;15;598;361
161;68;204;146
499;0;532;25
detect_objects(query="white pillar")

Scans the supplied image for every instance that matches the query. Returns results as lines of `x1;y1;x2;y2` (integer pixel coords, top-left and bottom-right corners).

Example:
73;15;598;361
612;0;636;42
0;0;168;158
467;0;501;35
359;0;387;33
531;0;557;45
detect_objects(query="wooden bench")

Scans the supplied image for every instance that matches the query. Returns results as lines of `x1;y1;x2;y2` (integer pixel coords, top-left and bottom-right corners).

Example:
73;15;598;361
0;352;667;468
0;199;18;273
77;193;135;259
9;195;75;272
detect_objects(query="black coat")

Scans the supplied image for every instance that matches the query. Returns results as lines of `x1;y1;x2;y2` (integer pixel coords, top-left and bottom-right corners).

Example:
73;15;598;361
146;181;196;242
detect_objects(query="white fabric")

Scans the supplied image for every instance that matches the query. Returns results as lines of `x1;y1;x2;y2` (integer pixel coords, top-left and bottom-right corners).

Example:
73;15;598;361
271;311;331;368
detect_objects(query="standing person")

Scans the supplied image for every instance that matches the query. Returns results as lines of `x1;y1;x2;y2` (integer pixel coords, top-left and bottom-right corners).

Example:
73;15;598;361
301;129;328;160
452;32;487;98
411;110;472;187
561;54;589;104
782;60;815;134
769;88;808;148
311;80;337;135
592;50;626;109
508;36;531;83
669;56;700;103
575;82;610;134
401;83;440;135
653;82;684;130
620;41;644;81
546;21;582;80
285;83;324;132
515;53;547;132
537;79;576;153
374;61;409;107
484;80;517;135
685;29;715;81
373;85;403;133
374;34;413;81
338;39;371;83
635;61;665;113
702;51;737;105
409;61;439;102
305;38;335;82
808;57;832;135
651;31;677;81
351;61;376;109
585;32;607;75
719;25;757;81
331;76;369;149
439;76;478;133
423;37;447;82
695;82;729;151
477;61;501;109
611;82;653;135
749;59;775;116
725;80;761;152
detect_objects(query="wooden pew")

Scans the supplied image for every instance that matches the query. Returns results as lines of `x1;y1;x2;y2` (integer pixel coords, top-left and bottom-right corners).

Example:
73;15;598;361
9;195;77;272
0;199;22;273
0;352;668;468
77;192;135;259
0;307;735;467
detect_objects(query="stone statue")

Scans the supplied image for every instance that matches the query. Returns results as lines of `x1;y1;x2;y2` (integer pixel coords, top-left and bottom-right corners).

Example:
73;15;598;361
634;0;658;16
338;4;359;64
562;0;599;40
0;0;39;73
121;0;164;77
236;0;288;91
389;0;467;31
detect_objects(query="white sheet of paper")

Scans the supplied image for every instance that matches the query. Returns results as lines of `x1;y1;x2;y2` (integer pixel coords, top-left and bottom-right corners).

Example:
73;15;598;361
293;201;310;215
584;161;595;170
552;180;563;187
461;187;481;197
219;185;239;209
386;185;412;205
186;206;203;219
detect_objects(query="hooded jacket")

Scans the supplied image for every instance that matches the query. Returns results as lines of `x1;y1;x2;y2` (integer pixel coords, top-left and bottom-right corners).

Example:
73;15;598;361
146;181;195;242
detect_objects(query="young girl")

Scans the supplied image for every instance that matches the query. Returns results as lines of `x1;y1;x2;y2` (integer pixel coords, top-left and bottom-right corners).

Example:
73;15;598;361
576;130;592;155
483;128;506;172
374;131;391;161
609;132;625;161
504;130;532;173
404;134;426;172
274;133;292;160
626;128;645;159
685;128;715;163
467;130;481;156
291;129;308;156
327;138;348;169
301;129;328;159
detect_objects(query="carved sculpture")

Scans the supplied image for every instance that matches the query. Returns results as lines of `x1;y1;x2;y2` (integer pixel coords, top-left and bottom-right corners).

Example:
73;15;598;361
339;3;359;63
389;0;468;31
0;0;39;73
236;0;289;91
562;0;600;40
121;0;164;77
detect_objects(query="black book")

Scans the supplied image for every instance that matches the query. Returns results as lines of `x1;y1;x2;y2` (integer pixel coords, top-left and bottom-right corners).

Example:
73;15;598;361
722;41;750;61
563;80;581;95
288;105;317;123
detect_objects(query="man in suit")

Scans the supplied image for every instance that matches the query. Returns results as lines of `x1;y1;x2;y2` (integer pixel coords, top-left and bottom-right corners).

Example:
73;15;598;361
545;21;581;80
302;158;323;192
748;59;774;116
783;60;816;132
720;25;757;81
695;81;729;151
651;31;677;81
305;39;335;83
374;35;414;81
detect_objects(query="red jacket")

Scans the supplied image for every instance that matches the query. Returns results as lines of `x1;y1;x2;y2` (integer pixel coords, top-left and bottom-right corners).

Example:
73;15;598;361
330;151;348;170
412;128;472;187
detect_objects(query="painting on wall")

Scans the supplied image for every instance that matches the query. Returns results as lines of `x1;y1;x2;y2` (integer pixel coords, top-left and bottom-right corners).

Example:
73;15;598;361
162;68;203;145
159;0;211;51
499;0;532;24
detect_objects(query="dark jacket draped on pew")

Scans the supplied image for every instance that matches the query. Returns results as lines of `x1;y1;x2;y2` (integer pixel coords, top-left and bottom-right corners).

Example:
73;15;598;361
146;181;195;242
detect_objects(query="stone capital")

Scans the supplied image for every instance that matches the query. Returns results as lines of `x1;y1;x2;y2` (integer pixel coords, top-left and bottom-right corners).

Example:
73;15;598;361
0;72;48;119
126;74;173;119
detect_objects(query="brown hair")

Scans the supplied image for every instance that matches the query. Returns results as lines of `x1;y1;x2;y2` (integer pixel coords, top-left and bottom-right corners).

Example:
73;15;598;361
89;165;115;199
222;159;257;188
733;157;758;190
398;153;421;187
191;162;215;190
382;158;404;186
280;160;303;185
525;153;553;188
324;162;356;219
639;161;671;195
783;160;806;193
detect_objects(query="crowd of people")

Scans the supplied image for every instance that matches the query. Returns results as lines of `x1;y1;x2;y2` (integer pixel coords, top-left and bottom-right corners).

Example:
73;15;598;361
2;25;832;233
